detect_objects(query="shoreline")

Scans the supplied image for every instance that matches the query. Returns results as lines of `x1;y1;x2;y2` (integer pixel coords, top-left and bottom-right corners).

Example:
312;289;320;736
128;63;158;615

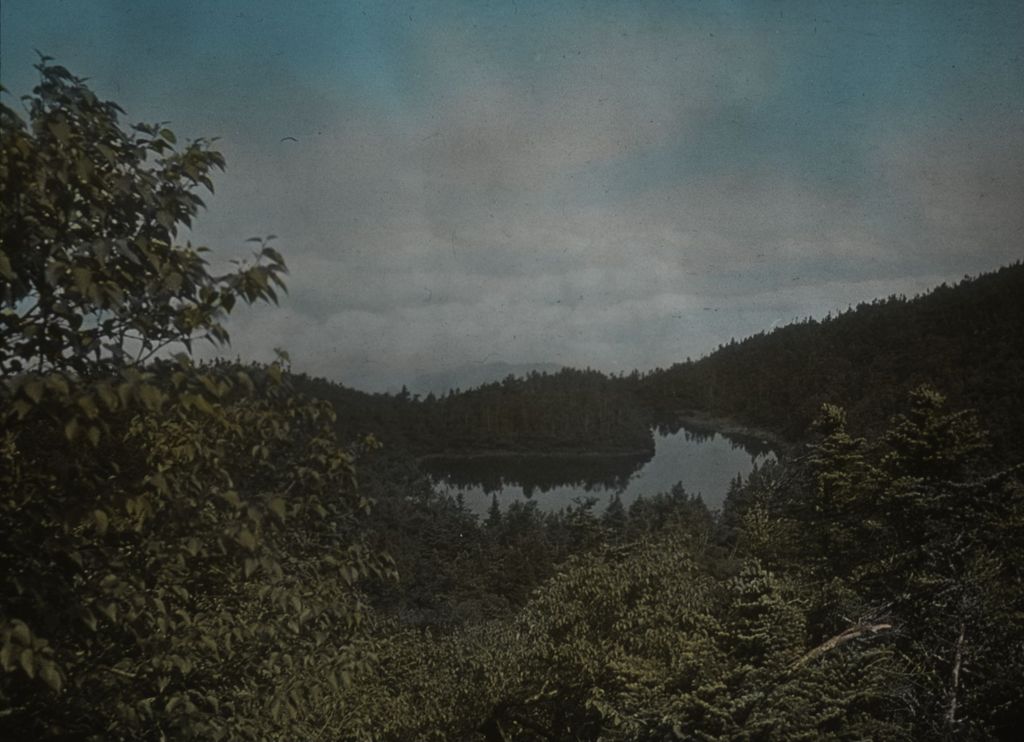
416;447;654;463
414;410;789;464
669;410;786;448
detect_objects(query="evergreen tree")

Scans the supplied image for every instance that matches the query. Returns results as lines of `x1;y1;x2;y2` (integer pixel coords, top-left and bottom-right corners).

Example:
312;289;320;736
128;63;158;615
484;494;502;529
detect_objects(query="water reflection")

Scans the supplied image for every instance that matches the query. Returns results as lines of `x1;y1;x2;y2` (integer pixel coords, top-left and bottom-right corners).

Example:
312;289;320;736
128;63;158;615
421;453;646;498
652;417;775;458
426;424;774;517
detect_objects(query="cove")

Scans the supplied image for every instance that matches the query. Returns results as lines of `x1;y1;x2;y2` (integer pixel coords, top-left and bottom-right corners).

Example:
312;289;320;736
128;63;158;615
424;423;775;518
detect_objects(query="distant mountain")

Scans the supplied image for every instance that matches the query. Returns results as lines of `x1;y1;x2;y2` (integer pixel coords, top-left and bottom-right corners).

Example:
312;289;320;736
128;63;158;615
408;362;563;396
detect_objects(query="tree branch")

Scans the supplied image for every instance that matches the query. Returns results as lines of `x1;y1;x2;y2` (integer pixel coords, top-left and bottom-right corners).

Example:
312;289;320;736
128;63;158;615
945;622;966;729
945;462;1024;491
792;622;893;669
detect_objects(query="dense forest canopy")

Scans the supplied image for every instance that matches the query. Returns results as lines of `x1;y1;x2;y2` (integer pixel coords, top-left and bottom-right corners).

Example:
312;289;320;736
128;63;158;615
2;60;1023;742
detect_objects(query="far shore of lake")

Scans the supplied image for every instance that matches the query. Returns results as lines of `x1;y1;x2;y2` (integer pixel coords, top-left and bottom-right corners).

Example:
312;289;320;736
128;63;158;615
417;412;785;465
417;447;653;463
667;410;786;449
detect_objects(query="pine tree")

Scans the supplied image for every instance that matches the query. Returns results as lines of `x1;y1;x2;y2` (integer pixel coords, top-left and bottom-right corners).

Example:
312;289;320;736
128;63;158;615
484;494;502;529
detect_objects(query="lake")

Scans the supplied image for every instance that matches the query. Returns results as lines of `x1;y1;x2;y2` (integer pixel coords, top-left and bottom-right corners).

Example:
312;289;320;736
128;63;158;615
424;423;775;517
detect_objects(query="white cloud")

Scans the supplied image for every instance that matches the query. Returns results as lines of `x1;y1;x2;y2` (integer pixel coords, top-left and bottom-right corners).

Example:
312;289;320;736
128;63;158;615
185;13;1021;391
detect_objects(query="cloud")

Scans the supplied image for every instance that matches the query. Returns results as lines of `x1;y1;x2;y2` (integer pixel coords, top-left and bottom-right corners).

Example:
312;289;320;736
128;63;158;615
870;112;1024;270
11;2;1013;391
197;90;1021;390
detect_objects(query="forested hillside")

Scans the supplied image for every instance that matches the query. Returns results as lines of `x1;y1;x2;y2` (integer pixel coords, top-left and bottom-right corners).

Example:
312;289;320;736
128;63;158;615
636;264;1024;456
294;367;654;458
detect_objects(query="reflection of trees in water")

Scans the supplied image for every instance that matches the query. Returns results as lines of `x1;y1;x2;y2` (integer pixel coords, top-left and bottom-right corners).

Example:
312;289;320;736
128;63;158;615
725;435;774;458
424;424;776;499
651;416;773;458
422;453;648;497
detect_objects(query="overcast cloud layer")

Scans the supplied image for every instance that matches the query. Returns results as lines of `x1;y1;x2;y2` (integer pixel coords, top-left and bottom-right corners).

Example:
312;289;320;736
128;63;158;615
4;1;1022;391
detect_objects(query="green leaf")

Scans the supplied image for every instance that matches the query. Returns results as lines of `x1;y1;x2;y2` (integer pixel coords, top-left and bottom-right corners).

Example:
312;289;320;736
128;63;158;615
76;395;99;418
11;622;31;646
93;509;109;534
72;266;93;295
192;393;215;416
218;489;242;509
159;128;177;144
19;647;34;678
149;471;168;495
48;118;71;144
39;660;63;693
138;384;163;410
23;378;44;403
81;607;98;632
96;383;118;410
269;497;286;523
0;250;14;279
237;528;256;551
47;374;70;396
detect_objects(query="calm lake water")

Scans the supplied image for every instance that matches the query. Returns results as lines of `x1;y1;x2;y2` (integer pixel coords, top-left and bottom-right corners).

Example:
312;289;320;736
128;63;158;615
425;425;775;518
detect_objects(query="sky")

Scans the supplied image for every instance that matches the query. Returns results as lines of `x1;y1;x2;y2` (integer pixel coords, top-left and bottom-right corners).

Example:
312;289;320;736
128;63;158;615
3;1;1022;392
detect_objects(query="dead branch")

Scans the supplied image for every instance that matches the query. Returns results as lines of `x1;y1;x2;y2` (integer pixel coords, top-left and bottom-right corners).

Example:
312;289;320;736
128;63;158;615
792;622;893;669
945;622;966;729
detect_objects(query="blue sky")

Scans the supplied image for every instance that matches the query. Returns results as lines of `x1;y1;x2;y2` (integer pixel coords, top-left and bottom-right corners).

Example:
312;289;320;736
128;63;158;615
4;1;1022;390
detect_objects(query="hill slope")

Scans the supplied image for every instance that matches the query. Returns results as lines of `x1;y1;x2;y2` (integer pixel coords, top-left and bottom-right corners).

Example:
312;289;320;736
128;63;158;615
637;262;1024;456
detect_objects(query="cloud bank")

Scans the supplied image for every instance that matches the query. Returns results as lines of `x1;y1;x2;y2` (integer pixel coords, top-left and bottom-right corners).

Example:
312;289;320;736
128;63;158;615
4;1;1022;390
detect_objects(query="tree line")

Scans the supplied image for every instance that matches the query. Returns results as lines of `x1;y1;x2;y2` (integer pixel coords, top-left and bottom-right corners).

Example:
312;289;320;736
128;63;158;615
634;262;1024;460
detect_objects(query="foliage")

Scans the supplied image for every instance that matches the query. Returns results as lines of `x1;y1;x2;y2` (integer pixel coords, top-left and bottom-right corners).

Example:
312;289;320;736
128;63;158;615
1;60;388;739
728;387;1024;739
360;451;626;628
333;537;909;741
1;56;286;377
